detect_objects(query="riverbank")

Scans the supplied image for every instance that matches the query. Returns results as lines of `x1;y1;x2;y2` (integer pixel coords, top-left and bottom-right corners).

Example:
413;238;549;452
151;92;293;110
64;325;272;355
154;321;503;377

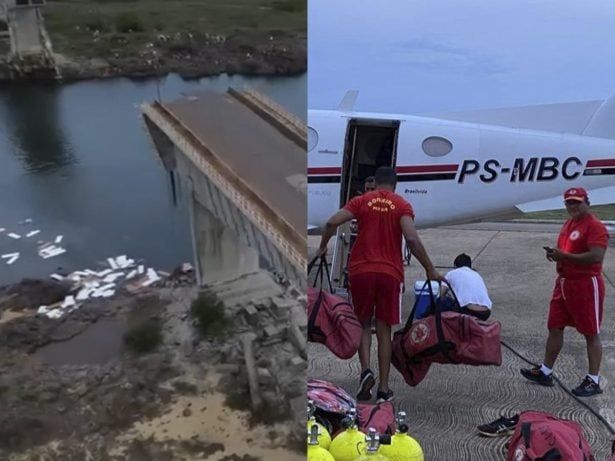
0;0;306;81
0;266;306;460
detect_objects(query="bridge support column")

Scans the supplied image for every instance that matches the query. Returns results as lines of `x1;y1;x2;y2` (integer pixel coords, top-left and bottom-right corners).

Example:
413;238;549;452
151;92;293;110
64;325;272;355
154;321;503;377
190;199;259;285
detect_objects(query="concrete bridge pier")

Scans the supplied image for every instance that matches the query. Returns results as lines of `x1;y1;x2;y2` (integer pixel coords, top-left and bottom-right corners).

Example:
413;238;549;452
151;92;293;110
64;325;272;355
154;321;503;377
190;198;260;285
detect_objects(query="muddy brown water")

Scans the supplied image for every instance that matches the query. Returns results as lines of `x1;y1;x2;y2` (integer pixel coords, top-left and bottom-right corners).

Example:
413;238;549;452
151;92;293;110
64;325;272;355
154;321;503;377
36;318;125;365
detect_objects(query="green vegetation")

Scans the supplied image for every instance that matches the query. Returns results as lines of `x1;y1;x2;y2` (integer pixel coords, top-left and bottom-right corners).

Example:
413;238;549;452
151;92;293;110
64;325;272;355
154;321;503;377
123;319;163;353
191;291;229;337
521;204;615;221
43;0;306;59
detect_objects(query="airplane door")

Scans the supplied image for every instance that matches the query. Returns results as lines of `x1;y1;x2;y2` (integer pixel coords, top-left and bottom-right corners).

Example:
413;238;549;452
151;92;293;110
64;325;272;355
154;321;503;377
330;119;401;294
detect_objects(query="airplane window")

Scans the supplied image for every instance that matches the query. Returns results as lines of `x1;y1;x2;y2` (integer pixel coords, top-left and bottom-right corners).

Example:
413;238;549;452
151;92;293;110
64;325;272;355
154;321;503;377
422;136;453;157
308;127;319;152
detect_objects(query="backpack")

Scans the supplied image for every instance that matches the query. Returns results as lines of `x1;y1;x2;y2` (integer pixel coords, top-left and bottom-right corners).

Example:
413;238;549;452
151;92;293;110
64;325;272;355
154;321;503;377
307;379;396;437
506;411;594;461
307;256;362;359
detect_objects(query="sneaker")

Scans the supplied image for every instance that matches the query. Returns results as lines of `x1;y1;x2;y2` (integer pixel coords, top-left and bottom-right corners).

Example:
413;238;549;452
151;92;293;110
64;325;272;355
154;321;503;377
357;369;375;401
376;388;394;403
571;376;603;397
520;366;554;387
477;414;519;437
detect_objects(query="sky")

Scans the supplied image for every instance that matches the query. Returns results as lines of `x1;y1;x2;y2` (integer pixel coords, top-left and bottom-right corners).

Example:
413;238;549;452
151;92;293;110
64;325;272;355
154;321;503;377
308;0;615;114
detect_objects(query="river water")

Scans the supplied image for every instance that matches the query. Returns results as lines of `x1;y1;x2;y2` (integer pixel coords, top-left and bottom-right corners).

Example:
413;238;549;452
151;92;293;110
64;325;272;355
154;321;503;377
0;73;306;286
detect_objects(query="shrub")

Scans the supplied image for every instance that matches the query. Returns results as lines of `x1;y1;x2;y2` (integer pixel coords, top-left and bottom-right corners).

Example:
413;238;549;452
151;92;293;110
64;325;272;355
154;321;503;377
123;319;162;353
191;291;229;337
114;12;144;33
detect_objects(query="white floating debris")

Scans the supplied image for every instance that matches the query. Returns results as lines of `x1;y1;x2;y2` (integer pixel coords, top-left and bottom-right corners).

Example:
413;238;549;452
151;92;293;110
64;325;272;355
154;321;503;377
40;246;67;259
98;283;115;292
182;262;194;272
158;270;170;277
50;273;64;281
0;228;5;232
107;258;119;270
46;309;63;319
141;268;162;287
97;269;112;277
62;296;76;308
26;230;40;238
84;269;98;276
125;269;137;280
8;233;21;239
54;235;63;244
24;218;32;224
37;305;49;314
1;252;19;265
137;265;145;274
103;272;124;283
116;255;131;268
76;289;91;301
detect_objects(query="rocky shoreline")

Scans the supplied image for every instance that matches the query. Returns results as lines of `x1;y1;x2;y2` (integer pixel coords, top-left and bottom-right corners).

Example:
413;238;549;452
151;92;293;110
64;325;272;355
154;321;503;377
0;268;306;460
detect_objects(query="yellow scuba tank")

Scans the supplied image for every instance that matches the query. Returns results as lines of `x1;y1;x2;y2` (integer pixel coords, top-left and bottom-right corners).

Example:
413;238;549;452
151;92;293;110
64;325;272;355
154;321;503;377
307;425;336;461
352;428;391;461
379;411;424;461
307;399;332;450
329;408;366;461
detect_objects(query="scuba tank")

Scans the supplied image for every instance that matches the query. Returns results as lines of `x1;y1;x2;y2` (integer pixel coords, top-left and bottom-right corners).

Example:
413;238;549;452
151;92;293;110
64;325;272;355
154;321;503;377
307;399;332;449
379;411;424;461
307;425;336;461
329;408;366;461
352;428;391;460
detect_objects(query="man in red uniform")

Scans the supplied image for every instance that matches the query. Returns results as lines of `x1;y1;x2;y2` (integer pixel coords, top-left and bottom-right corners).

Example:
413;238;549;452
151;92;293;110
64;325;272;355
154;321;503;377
317;167;442;402
520;187;609;396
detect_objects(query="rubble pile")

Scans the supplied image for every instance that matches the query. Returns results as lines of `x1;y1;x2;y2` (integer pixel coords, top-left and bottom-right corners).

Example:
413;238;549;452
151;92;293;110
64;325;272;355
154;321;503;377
207;274;307;445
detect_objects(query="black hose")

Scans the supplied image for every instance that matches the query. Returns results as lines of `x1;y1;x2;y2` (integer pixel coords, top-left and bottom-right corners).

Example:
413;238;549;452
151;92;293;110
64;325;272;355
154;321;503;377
500;339;615;435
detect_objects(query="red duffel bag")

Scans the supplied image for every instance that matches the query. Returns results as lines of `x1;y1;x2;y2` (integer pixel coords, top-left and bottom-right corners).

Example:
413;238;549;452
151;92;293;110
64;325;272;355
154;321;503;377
307;256;362;360
357;401;396;435
506;411;594;461
392;280;502;386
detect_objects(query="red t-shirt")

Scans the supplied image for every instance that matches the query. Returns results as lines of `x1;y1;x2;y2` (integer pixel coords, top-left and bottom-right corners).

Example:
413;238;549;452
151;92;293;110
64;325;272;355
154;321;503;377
343;190;414;282
556;213;609;278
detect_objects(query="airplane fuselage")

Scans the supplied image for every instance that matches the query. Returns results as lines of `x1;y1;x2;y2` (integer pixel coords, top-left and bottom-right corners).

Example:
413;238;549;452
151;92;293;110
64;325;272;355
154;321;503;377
307;109;615;228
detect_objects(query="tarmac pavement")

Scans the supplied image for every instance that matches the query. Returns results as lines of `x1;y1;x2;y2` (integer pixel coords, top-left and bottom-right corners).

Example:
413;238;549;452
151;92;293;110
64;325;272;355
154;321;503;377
308;221;615;460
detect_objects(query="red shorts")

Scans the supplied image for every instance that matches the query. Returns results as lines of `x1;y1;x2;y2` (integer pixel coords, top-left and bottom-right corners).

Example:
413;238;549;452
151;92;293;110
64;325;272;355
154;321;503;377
548;275;604;336
348;272;403;326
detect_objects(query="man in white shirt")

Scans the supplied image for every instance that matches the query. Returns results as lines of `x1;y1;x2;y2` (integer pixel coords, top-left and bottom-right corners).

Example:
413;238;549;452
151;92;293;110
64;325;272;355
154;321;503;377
440;253;492;321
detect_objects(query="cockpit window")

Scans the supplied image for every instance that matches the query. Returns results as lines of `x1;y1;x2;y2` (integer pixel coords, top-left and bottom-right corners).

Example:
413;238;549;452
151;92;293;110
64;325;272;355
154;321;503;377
308;127;318;152
422;136;453;157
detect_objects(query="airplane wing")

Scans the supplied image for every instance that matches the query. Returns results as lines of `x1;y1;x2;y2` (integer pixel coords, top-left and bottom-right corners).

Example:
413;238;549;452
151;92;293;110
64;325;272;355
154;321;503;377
515;184;615;213
424;100;603;134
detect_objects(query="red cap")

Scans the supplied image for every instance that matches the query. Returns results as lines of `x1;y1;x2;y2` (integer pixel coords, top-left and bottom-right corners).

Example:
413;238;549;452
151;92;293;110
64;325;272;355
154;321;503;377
564;187;588;202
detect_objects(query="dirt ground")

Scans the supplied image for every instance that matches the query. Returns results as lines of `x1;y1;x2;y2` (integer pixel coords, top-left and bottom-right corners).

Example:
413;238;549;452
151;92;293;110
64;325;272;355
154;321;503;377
0;270;306;460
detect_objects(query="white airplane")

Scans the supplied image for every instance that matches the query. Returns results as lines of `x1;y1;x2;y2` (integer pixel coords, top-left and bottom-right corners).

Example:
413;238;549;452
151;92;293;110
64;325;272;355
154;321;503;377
308;91;615;230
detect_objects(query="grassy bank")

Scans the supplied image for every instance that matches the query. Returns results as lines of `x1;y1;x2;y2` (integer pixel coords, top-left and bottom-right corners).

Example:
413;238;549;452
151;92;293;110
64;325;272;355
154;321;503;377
44;0;305;57
26;0;306;79
521;204;615;221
